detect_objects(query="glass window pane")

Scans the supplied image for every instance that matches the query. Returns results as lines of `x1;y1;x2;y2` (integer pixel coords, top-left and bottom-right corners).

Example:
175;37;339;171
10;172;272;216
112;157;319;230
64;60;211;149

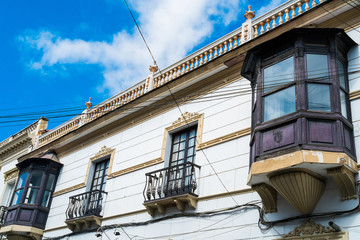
308;84;331;111
178;150;185;160
16;172;28;189
307;54;329;81
187;147;194;156
264;57;294;93
41;190;51;207
188;138;195;147
179;142;185;150
340;90;348;118
29;170;43;187
189;129;196;137
11;189;23;206
173;143;179;152
180;133;186;141
25;188;39;205
337;60;345;88
264;86;296;121
46;174;56;190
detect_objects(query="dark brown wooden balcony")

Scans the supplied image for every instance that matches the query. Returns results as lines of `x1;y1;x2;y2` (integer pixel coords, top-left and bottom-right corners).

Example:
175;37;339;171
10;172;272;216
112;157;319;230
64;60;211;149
143;162;200;217
65;190;107;231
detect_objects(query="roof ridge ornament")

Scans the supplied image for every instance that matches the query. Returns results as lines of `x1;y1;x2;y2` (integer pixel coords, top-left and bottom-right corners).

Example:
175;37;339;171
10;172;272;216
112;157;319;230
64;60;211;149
241;6;255;44
86;97;92;109
244;5;255;21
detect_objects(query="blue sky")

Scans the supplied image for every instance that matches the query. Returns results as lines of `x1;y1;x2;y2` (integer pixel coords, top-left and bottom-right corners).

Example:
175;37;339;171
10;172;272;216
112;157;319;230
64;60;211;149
0;0;286;141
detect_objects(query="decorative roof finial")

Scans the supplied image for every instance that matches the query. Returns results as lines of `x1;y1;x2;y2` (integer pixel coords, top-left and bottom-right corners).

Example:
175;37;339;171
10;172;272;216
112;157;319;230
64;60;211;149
85;97;92;109
149;61;158;74
244;5;255;21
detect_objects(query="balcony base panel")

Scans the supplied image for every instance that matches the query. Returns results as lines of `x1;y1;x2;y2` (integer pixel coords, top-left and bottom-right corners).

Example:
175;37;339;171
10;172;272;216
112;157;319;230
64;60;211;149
65;215;102;231
143;194;198;217
248;150;358;215
0;224;43;240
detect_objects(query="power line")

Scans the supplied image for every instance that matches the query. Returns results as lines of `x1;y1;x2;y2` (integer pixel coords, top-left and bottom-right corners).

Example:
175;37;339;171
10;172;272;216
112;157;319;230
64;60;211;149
122;0;241;207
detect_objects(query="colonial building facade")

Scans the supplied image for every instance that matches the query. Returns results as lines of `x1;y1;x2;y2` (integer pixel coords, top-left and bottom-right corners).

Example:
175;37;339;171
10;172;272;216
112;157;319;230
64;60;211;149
1;0;360;239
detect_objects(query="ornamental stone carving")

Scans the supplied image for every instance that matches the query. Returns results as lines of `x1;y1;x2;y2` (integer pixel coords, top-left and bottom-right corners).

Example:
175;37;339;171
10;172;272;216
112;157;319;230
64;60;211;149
172;112;200;125
90;146;114;161
4;168;18;182
283;219;335;237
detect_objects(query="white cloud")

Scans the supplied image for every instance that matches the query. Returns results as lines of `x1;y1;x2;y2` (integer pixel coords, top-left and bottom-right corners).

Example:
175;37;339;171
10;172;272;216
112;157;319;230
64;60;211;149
22;0;249;95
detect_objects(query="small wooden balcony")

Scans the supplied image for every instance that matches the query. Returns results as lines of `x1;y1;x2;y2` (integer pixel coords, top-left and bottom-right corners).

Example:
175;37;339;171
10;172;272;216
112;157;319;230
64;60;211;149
143;162;200;217
65;190;107;231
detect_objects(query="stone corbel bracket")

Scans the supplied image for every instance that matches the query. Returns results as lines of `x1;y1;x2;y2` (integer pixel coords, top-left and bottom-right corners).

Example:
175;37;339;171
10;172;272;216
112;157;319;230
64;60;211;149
328;166;357;201
143;194;198;217
65;216;102;232
252;183;277;213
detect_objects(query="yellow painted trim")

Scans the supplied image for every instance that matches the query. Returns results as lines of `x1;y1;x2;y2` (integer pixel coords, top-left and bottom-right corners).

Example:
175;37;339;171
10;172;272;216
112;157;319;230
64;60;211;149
161;113;204;160
108;157;163;178
249;150;358;183
198;127;251;149
0;224;44;235
53;183;86;197
350;89;360;101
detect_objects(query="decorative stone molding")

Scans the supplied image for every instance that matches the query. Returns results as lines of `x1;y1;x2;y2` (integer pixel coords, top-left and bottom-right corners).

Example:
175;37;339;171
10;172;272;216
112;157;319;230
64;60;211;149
0;138;32;160
252;183;277;213
270;170;325;215
277;219;349;240
0;224;44;240
172;112;200;126
198;127;250;149
143;194;197;217
4;168;18;183
108;157;163;179
53;183;86;197
350;89;360;100
90;146;114;161
85;146;116;183
328;166;357;200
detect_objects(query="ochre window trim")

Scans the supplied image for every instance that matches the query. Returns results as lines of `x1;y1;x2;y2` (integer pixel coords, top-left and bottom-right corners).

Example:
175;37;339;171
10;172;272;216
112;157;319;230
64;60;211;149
160;112;204;161
53;146;115;197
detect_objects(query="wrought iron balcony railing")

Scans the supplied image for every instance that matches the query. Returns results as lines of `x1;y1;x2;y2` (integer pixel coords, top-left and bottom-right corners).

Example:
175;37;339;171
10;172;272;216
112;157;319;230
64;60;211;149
0;205;7;226
65;190;107;220
143;162;201;202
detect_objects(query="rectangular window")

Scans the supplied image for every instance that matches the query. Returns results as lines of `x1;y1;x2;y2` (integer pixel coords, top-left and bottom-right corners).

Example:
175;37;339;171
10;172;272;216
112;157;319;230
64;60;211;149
307;54;329;81
264;57;294;93
264;86;296;121
170;126;197;166
41;174;56;207
308;84;331;112
337;60;346;88
340;90;348;118
11;172;28;206
24;170;43;205
2;181;15;207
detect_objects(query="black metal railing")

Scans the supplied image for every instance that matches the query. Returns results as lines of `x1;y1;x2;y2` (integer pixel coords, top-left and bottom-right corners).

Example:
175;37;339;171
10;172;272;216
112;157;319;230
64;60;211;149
65;190;107;220
143;162;201;202
0;205;7;225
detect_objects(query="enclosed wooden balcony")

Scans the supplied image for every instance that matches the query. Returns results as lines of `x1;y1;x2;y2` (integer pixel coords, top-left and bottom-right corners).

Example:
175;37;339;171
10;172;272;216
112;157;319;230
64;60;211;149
241;28;358;215
65;190;107;231
143;162;200;217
